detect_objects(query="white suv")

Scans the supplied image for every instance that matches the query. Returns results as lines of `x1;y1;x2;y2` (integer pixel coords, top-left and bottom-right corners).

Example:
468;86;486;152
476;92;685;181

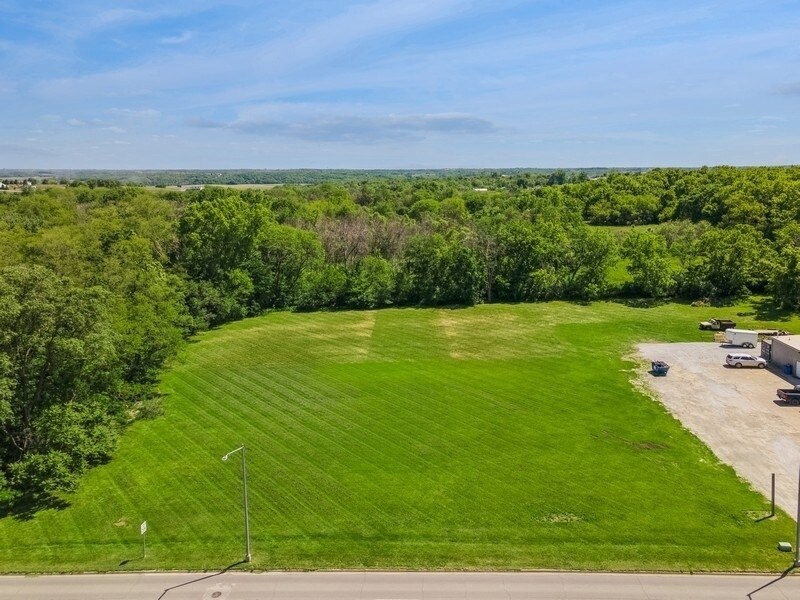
725;353;767;369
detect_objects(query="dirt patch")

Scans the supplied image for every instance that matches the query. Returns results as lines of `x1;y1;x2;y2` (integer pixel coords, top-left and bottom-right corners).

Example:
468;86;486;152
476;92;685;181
637;342;800;515
540;513;581;523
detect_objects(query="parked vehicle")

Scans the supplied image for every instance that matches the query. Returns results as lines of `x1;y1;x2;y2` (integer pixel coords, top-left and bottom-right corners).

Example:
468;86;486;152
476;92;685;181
700;318;736;331
725;353;767;368
723;329;759;348
777;386;800;406
651;360;670;376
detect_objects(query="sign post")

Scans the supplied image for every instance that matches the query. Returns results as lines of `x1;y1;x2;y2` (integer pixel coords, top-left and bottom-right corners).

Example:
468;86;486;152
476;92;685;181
141;520;147;559
771;473;776;517
796;467;800;566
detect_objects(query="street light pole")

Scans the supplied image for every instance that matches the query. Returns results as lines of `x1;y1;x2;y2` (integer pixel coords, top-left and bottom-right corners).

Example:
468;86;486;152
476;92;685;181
222;444;251;562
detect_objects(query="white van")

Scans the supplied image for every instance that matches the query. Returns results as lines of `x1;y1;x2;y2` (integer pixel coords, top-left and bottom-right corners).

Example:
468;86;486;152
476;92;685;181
725;353;767;368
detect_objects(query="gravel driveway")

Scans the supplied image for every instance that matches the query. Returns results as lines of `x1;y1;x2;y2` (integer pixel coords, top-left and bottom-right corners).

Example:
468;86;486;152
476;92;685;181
637;342;800;516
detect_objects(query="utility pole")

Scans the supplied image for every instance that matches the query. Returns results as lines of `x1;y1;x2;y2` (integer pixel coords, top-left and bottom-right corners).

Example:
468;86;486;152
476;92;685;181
222;444;252;562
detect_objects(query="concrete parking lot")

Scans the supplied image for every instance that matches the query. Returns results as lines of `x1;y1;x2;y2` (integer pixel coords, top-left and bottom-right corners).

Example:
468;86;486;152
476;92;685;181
637;342;800;515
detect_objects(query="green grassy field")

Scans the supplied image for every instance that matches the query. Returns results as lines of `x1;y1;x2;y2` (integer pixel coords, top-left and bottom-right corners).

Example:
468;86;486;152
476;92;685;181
0;300;797;573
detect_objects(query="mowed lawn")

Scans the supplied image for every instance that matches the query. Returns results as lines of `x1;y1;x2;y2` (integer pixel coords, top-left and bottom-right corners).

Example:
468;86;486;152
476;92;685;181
0;301;797;572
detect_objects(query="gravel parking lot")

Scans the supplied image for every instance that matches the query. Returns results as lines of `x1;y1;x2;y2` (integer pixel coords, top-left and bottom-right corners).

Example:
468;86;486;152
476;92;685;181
637;342;800;515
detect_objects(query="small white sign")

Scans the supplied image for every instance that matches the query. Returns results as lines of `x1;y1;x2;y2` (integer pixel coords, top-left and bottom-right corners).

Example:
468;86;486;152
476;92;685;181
140;521;147;535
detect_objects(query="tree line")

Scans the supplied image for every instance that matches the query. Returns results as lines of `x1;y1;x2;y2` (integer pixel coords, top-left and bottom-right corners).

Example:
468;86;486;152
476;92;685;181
1;165;800;503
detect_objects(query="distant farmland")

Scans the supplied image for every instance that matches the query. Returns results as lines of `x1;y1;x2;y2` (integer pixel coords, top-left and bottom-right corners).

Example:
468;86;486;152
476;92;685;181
0;301;795;573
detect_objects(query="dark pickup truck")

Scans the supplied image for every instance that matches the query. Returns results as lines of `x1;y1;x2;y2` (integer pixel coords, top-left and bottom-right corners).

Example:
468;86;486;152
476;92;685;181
776;387;800;406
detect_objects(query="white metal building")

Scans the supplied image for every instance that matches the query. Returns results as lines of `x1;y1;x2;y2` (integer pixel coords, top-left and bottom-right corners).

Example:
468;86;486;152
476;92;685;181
761;335;800;376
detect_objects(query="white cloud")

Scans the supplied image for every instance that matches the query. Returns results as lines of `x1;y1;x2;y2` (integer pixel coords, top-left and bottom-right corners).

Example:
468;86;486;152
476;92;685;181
32;0;471;103
190;112;499;142
66;117;128;131
107;108;161;120
160;31;192;45
94;8;151;26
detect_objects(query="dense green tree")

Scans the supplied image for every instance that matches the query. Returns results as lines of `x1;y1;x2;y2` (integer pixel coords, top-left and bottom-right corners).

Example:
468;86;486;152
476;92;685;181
349;256;395;308
769;224;800;309
408;198;441;222
178;195;270;283
695;225;774;297
107;249;186;385
254;224;324;308
494;221;572;301
562;226;617;298
771;246;800;309
0;265;122;499
494;221;540;302
621;230;675;298
438;234;484;305
397;234;444;305
296;264;347;310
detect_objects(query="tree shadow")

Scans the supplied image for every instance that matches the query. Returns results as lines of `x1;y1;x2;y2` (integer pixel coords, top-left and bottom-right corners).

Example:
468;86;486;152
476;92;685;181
611;297;672;309
0;493;70;521
748;297;795;323
747;563;796;598
157;560;247;600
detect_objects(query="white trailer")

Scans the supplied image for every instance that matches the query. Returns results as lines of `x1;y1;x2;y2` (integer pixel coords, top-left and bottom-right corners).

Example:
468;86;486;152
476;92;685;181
724;328;759;349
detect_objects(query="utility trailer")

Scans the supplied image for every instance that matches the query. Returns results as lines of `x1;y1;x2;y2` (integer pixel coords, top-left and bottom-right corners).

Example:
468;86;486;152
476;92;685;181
724;329;759;348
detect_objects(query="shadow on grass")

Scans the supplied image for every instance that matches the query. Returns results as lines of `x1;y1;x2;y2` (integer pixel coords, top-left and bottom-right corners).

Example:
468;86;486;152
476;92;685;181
157;560;247;600
747;563;796;599
753;512;776;523
611;297;673;309
746;297;795;323
0;493;69;521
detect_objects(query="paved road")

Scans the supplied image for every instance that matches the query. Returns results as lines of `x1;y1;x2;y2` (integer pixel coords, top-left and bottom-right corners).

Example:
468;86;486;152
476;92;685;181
2;570;800;599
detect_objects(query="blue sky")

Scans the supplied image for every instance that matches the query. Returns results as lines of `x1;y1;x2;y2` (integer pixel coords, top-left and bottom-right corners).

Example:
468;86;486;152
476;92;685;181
0;0;798;168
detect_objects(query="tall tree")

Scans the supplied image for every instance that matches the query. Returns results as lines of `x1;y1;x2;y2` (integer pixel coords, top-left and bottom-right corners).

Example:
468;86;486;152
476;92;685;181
254;223;324;308
621;230;675;298
0;265;122;499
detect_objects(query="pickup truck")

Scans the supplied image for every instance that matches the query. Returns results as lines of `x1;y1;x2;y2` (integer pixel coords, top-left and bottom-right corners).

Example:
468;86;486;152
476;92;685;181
776;387;800;406
699;318;736;331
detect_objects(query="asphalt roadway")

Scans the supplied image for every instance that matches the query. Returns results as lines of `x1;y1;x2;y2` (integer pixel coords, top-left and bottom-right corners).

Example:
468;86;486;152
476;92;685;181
2;570;800;600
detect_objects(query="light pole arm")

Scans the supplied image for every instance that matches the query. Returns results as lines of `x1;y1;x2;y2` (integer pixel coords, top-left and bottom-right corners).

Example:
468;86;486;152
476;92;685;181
222;445;244;461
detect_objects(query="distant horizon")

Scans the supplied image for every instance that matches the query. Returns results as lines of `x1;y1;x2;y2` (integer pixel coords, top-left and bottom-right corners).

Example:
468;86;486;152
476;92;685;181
1;1;798;169
1;164;797;174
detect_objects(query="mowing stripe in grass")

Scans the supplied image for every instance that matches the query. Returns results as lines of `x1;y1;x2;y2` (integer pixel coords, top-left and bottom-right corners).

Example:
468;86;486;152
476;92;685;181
0;301;797;572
